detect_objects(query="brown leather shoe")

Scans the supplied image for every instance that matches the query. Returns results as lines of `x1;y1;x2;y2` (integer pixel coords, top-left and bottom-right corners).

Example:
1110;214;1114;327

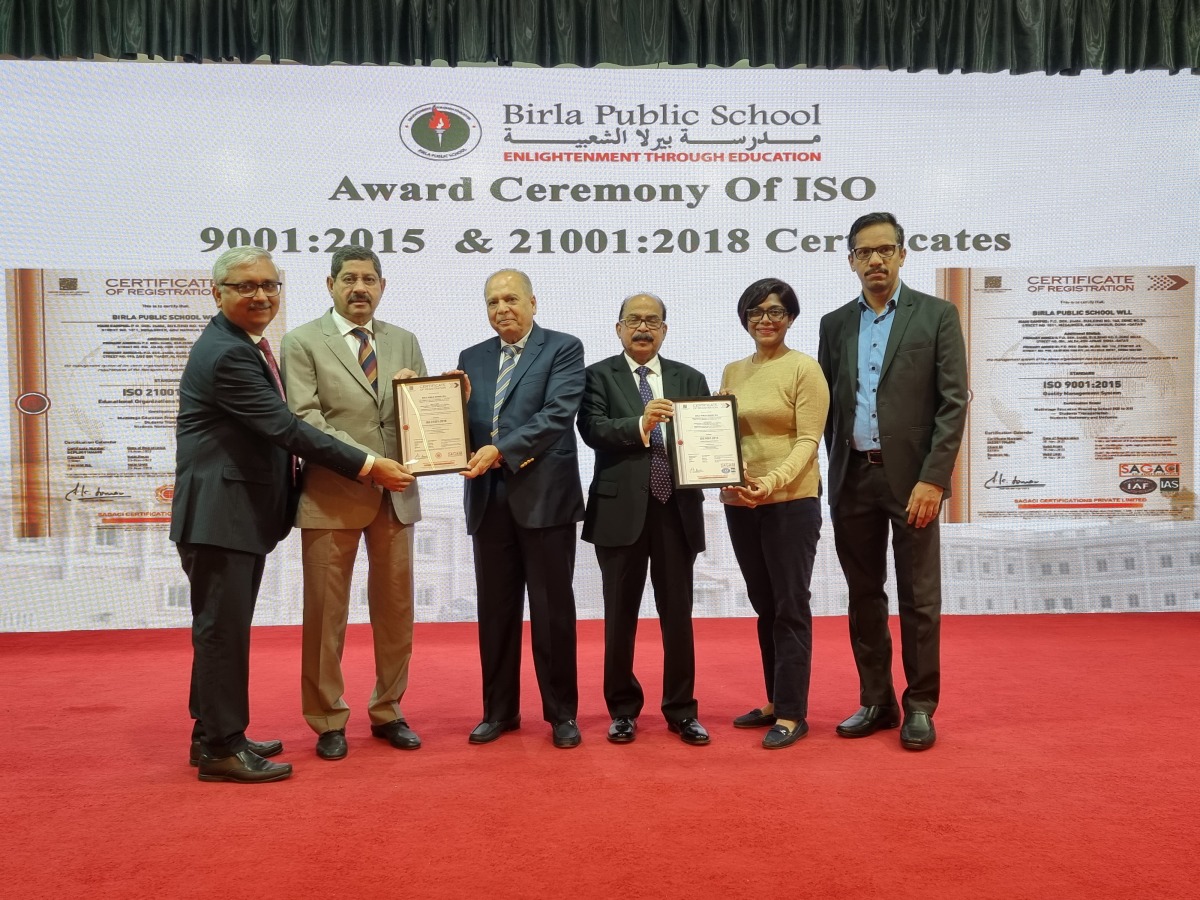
197;749;292;783
189;738;282;767
835;705;901;738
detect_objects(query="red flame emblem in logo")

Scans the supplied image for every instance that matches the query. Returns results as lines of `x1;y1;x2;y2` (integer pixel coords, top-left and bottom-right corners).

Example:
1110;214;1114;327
428;107;451;146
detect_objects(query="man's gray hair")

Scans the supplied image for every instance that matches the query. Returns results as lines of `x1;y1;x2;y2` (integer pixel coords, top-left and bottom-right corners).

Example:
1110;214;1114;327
212;246;274;285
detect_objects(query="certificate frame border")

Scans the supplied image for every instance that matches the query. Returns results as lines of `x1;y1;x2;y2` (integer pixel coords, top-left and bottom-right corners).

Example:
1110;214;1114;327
393;373;471;477
669;394;745;490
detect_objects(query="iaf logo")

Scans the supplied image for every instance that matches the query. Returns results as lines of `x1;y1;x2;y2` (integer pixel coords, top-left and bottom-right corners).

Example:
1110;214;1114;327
400;103;482;160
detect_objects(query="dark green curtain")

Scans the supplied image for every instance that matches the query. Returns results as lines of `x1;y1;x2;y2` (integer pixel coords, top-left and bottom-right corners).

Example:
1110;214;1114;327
0;0;1196;73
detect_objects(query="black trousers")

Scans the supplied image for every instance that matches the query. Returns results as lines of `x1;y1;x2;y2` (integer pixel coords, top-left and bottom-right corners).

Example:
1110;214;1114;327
178;542;265;758
472;475;579;725
724;497;821;721
830;456;942;715
595;495;698;722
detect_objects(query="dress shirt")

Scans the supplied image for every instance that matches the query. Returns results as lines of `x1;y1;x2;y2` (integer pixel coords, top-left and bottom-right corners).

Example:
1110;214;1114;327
852;283;901;452
624;353;663;447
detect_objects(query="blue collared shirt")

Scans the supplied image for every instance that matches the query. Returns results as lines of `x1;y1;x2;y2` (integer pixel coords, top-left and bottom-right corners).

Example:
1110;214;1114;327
852;285;901;451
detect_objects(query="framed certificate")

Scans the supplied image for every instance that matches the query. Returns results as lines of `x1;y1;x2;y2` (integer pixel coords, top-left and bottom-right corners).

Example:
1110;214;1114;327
669;396;744;489
393;374;470;475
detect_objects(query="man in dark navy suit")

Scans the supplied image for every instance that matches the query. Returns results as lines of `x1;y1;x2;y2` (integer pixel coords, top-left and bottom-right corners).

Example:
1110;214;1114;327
457;269;586;749
171;247;412;783
577;293;711;746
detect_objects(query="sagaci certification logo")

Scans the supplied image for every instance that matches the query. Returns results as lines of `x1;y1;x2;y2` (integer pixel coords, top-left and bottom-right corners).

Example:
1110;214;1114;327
400;104;481;160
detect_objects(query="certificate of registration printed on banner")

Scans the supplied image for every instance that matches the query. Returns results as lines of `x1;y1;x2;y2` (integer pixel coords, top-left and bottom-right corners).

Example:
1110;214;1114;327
393;373;470;475
669;396;745;489
939;265;1195;522
5;268;263;539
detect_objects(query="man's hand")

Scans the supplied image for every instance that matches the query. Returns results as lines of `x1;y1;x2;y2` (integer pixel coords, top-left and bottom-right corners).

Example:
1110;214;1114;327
443;369;472;402
906;481;944;528
371;457;415;492
727;477;769;508
392;368;419;382
641;398;674;435
463;444;502;479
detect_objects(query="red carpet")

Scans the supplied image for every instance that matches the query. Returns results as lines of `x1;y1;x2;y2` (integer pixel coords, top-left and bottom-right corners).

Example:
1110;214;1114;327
2;614;1198;900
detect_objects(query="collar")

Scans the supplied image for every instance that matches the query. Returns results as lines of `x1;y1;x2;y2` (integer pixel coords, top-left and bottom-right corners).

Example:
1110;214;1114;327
857;281;903;315
623;353;661;376
331;308;373;337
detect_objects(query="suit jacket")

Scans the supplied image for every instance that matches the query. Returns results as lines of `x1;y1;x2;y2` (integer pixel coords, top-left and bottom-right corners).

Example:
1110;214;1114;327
577;354;708;553
281;310;424;529
818;282;969;509
170;312;367;556
457;322;585;535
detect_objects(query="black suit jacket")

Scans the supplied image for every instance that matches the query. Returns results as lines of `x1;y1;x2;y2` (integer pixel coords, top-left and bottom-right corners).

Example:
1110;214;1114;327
818;283;969;509
170;312;368;556
577;354;709;553
457;322;585;535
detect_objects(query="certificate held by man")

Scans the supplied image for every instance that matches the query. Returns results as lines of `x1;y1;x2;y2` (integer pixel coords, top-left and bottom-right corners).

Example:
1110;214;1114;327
394;373;470;475
670;396;744;489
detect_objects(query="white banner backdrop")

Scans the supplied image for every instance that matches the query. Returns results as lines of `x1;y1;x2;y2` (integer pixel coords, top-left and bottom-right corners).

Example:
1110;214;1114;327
1;62;1197;630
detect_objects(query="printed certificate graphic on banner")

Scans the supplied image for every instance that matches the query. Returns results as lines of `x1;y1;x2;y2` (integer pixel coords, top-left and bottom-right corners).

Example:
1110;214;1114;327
940;266;1195;522
6;269;286;538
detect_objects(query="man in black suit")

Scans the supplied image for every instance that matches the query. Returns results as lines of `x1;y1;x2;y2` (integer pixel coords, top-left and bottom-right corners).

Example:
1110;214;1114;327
171;246;412;782
457;269;585;749
578;293;711;746
817;212;969;751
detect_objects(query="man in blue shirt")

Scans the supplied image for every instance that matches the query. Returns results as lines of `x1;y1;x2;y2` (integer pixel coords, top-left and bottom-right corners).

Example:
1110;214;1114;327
817;212;969;751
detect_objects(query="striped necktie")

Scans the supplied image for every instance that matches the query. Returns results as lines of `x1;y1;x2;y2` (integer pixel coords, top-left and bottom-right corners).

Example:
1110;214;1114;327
636;365;673;503
350;327;377;393
491;344;519;439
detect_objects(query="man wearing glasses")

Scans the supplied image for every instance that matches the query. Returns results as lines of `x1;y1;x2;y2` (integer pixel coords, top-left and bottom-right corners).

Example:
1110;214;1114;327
280;246;425;762
817;212;968;751
172;246;413;782
577;294;711;746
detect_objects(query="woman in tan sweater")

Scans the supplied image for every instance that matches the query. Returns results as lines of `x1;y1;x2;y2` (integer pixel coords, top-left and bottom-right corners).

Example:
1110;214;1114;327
720;278;830;749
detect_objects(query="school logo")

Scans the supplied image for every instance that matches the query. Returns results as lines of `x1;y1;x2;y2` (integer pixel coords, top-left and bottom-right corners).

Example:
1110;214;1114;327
399;104;482;160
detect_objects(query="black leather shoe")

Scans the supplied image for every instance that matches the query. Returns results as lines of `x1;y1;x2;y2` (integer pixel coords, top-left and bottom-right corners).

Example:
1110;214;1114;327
468;716;521;744
667;718;710;745
316;729;348;760
762;719;809;749
189;738;282;767
835;705;900;738
371;719;421;750
552;719;581;749
607;716;637;743
732;708;776;729
197;749;292;783
900;712;936;751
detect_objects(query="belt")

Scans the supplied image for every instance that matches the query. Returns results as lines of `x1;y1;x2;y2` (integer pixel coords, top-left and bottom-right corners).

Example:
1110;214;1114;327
850;448;883;465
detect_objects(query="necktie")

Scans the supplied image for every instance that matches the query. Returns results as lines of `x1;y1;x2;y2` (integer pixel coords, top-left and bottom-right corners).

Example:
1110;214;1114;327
491;345;519;439
350;327;377;394
258;338;299;485
258;338;285;400
636;365;673;503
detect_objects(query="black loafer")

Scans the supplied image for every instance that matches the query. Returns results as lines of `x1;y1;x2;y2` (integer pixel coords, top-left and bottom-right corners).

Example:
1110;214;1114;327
899;712;936;751
762;719;809;749
316;729;348;760
190;738;282;767
197;749;292;783
667;717;711;745
552;719;581;749
835;705;900;738
371;719;421;750
732;708;776;729
607;716;637;743
468;716;521;744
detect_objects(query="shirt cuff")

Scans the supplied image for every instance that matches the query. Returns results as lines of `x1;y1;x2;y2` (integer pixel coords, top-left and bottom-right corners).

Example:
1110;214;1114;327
359;454;375;477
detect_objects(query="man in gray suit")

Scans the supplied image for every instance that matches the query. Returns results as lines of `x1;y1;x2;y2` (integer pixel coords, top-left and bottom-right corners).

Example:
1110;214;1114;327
281;246;424;760
817;212;968;751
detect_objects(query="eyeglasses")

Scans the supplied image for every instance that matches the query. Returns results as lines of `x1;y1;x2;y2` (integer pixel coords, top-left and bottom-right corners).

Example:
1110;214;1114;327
746;307;789;323
850;244;900;262
620;315;664;330
220;281;283;297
